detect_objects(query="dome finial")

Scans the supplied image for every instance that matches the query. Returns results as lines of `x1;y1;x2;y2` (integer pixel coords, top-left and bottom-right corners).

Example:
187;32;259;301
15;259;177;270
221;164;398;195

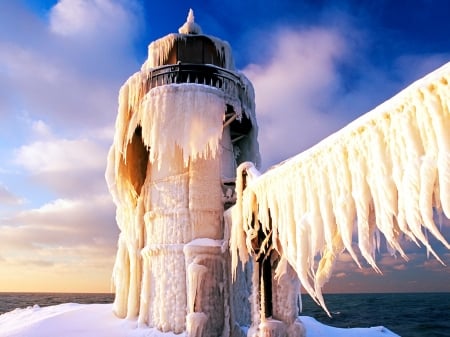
178;8;202;34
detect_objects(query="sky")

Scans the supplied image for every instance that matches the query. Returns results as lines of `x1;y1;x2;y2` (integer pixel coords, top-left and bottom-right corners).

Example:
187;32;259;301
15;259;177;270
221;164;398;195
0;0;449;294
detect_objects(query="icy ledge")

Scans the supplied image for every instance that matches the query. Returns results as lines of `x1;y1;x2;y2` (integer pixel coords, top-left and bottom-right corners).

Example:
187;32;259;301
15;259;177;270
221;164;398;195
0;303;399;337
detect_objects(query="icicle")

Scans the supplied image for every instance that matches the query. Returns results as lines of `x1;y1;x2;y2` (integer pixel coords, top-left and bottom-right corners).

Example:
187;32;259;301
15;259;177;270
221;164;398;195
419;157;450;249
186;313;208;337
230;162;261;279
187;262;208;313
143;34;178;69
330;143;360;267
210;37;235;70
120;84;227;169
422;81;450;218
367;121;407;260
317;161;338;255
348;138;381;273
229;61;450;318
314;248;335;317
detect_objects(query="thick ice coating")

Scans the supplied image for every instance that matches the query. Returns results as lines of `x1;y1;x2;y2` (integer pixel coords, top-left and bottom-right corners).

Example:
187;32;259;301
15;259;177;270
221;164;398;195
142;32;235;71
105;24;259;335
231;62;450;316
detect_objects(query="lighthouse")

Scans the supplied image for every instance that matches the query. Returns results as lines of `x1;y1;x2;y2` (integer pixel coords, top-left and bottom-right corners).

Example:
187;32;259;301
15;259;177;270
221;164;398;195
106;9;260;337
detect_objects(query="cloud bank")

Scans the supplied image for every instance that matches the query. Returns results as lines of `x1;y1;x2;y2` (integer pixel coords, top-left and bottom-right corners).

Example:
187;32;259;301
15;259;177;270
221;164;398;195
0;0;141;292
0;0;448;293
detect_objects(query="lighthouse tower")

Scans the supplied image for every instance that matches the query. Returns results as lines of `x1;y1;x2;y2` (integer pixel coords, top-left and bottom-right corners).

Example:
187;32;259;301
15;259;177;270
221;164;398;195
106;10;259;337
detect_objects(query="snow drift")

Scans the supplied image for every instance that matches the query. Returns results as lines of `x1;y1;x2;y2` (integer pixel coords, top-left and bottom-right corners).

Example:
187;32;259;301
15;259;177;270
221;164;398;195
0;303;400;337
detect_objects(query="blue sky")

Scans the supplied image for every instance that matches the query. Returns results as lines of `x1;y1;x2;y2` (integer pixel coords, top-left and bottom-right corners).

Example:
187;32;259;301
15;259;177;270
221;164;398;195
0;0;449;293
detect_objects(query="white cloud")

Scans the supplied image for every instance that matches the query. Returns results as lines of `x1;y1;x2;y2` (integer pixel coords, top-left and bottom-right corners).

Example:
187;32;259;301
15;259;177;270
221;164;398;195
0;42;123;131
0;0;141;134
11;135;111;198
243;27;349;170
0;195;117;251
0;1;135;281
14;138;107;173
0;183;23;205
50;0;137;39
242;25;450;172
31;120;53;139
0;193;118;291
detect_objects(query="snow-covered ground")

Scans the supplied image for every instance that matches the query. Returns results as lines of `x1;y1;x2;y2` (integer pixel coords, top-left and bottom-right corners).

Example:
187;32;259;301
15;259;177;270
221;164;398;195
0;303;399;337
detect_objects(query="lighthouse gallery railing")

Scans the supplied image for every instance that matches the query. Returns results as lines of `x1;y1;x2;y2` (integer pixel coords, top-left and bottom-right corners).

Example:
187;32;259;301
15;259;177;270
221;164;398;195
146;63;247;103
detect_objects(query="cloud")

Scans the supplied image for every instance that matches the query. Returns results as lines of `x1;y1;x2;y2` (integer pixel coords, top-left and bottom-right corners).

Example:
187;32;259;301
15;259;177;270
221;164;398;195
242;19;450;172
243;27;351;170
0;194;117;248
30;120;53;139
11;134;110;197
326;230;450;283
50;0;136;38
14;138;107;173
0;1;136;292
0;0;141;133
0;0;141;200
0;192;118;292
0;183;23;205
0;42;124;131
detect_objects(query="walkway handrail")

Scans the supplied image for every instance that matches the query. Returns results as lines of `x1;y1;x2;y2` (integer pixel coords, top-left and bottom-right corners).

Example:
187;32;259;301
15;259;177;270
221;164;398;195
146;63;246;102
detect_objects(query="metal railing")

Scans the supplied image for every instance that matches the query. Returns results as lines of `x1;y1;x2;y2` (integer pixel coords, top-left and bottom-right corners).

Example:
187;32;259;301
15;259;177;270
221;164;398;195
146;63;245;101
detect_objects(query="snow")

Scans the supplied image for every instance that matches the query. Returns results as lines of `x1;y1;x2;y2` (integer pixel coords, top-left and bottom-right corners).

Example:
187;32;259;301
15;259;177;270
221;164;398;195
0;303;400;337
230;61;450;316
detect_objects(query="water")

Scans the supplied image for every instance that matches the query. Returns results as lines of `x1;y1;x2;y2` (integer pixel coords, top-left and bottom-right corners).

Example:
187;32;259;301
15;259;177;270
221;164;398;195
301;293;450;337
0;292;114;315
0;292;449;336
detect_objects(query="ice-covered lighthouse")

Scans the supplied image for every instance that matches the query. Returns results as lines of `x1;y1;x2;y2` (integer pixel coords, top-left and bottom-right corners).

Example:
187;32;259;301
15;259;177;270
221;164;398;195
105;9;260;337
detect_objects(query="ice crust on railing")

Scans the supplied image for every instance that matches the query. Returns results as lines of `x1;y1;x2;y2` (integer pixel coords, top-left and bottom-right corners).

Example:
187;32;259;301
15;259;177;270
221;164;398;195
231;62;450;316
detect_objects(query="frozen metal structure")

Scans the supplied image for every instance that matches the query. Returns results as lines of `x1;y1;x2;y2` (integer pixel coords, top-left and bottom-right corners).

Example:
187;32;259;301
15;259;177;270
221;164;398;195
106;10;262;337
106;9;450;337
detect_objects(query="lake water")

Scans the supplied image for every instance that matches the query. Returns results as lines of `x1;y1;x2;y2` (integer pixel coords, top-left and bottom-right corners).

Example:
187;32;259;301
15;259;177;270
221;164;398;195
1;292;449;336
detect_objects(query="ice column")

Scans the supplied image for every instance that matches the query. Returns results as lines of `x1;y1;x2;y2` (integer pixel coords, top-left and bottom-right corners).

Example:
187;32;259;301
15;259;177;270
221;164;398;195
184;240;227;337
107;84;228;333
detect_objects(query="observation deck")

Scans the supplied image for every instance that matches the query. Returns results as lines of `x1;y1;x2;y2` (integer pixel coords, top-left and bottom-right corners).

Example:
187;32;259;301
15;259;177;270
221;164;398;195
146;63;246;105
145;62;253;145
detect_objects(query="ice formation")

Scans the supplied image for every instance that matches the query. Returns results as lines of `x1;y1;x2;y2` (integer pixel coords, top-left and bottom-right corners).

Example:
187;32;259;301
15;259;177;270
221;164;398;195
105;11;260;337
230;62;450;316
179;9;202;35
142;17;235;72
